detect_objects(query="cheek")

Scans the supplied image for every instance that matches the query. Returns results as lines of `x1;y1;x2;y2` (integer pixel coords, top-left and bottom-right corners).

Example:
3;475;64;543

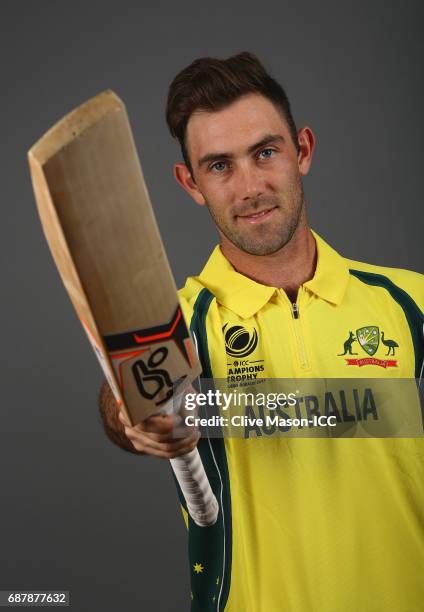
273;159;300;190
199;177;234;207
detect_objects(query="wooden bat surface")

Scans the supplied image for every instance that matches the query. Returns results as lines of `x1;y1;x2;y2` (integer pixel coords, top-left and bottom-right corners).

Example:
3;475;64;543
28;91;218;527
28;90;200;424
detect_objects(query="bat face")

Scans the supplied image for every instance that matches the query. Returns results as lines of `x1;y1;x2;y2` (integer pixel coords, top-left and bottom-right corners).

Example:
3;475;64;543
103;304;197;410
28;90;201;424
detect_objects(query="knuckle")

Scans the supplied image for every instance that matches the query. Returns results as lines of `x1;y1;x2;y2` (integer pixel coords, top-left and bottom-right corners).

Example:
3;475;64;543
131;440;145;452
124;427;135;439
162;423;174;435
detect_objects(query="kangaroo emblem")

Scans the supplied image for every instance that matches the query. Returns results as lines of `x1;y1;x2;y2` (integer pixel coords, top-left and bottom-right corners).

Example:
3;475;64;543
338;331;358;355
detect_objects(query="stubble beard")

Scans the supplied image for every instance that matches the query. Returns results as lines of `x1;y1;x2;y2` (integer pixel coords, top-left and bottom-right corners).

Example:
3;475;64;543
205;177;305;256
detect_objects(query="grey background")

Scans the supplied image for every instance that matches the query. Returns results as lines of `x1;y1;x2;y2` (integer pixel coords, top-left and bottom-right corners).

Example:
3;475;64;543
1;1;422;610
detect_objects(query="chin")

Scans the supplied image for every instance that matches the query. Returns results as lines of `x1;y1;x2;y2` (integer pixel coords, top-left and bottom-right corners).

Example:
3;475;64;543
236;240;289;257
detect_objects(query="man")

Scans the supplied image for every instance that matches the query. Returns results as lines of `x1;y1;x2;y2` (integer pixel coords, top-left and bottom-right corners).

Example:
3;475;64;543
100;52;424;611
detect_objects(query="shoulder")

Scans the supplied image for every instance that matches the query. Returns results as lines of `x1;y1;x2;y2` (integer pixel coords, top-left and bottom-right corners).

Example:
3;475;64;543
178;276;209;325
345;257;424;313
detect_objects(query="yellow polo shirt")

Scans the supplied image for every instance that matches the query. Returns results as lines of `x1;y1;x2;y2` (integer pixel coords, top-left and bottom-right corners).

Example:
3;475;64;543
176;231;424;612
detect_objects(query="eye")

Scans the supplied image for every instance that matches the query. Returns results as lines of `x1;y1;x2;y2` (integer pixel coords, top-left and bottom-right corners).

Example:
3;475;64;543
210;161;228;173
258;148;276;160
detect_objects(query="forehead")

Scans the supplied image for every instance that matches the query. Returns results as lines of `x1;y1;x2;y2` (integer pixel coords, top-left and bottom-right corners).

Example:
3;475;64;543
185;93;289;158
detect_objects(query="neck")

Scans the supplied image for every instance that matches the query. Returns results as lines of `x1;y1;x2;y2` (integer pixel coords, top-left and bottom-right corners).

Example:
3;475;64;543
220;218;317;303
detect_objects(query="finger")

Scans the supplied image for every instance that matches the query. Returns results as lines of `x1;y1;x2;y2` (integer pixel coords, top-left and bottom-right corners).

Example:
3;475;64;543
143;433;201;459
137;414;181;435
134;428;192;443
124;428;172;444
140;417;197;443
126;430;199;451
127;428;200;455
118;410;181;433
120;414;173;437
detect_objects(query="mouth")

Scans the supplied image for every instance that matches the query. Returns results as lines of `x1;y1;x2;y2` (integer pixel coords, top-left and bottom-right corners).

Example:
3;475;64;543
236;207;277;224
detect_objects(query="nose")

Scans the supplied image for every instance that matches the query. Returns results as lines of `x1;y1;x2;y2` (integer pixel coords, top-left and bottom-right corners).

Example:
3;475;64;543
236;161;265;201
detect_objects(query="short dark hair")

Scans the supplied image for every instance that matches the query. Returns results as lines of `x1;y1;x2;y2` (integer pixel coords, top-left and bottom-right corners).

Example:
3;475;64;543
166;51;299;173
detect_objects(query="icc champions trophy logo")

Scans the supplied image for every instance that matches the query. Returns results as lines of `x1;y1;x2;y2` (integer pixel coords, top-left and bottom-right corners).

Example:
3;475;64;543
223;323;258;358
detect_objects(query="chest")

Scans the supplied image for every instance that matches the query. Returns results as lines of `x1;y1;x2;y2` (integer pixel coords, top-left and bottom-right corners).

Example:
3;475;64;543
209;291;415;379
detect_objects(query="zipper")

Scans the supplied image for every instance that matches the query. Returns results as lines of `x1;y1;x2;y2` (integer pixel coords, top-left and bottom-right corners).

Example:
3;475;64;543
291;302;309;369
277;289;310;369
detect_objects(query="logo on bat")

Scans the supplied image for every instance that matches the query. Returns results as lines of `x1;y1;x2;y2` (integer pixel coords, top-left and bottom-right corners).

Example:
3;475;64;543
132;346;185;406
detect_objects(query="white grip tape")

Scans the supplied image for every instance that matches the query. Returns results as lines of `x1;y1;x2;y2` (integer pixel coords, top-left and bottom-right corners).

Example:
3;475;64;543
170;449;219;527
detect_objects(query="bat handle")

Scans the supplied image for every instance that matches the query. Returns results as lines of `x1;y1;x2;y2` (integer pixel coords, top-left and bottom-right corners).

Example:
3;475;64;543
170;449;219;527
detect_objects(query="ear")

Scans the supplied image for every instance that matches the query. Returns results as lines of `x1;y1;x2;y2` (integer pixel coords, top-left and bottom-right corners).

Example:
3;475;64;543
297;127;315;176
174;163;206;206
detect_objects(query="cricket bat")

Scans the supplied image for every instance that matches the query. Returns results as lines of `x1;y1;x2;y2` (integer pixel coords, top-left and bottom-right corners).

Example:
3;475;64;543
28;90;218;527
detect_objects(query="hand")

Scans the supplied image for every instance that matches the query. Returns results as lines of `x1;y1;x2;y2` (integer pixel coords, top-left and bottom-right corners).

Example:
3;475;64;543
118;390;200;459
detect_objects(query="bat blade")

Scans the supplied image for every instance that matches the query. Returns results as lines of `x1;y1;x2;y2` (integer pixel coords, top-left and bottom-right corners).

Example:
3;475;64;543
28;90;218;528
28;90;201;424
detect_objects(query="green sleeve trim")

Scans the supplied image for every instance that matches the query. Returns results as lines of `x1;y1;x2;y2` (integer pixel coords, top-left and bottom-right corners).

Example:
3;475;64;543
171;288;216;515
190;288;215;379
171;288;232;611
349;269;424;378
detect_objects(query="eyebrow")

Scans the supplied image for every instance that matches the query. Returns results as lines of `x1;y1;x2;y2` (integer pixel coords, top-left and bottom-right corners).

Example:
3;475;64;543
197;134;285;168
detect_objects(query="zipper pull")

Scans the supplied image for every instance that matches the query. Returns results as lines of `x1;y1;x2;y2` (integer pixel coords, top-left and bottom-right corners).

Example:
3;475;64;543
291;303;299;319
